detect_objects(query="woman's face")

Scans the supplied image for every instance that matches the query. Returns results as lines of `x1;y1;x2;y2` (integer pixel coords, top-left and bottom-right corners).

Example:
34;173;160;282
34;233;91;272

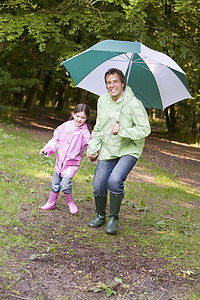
105;73;124;101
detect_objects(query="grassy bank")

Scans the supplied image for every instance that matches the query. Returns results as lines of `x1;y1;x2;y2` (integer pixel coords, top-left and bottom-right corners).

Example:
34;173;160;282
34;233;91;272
0;124;200;299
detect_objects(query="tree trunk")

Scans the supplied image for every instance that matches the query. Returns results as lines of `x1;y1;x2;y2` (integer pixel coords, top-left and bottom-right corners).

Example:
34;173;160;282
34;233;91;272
24;86;39;112
169;105;176;131
12;92;24;107
164;105;176;133
164;107;170;132
39;71;52;107
81;90;88;103
23;70;42;111
54;83;65;111
75;89;88;104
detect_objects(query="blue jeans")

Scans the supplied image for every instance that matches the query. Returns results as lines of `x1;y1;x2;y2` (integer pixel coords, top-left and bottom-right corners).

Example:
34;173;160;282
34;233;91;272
93;155;137;196
51;171;72;194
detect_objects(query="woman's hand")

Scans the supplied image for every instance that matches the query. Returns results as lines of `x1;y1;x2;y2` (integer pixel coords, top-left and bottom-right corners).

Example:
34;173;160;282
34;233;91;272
112;121;120;135
87;151;99;162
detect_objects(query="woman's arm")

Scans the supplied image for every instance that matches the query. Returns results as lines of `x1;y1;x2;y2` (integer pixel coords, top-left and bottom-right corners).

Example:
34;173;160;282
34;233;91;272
118;99;151;140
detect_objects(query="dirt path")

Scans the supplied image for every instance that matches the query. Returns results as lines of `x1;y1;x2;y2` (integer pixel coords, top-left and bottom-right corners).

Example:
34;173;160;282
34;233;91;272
2;109;199;300
15;108;200;193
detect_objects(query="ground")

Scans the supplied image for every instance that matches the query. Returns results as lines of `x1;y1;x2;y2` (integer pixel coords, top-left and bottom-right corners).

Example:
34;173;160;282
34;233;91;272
1;108;200;300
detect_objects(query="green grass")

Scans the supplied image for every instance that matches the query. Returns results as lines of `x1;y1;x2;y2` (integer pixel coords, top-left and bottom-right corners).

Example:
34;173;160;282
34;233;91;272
0;123;200;299
122;160;200;271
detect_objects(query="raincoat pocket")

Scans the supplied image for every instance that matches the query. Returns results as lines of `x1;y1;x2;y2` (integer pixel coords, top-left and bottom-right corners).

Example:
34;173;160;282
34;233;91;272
100;142;120;158
66;159;80;166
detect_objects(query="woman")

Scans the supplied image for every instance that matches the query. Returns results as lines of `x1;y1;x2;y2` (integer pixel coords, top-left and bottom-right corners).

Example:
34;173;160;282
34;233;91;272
87;68;151;234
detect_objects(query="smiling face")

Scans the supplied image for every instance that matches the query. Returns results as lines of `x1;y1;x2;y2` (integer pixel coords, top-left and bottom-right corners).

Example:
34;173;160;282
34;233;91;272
105;73;125;101
73;111;87;127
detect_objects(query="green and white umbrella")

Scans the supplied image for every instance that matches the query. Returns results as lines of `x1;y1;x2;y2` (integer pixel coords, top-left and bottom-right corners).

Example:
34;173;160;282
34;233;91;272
61;40;192;110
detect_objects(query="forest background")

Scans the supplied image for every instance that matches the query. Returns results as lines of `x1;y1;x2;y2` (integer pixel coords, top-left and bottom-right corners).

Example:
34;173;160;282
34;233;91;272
0;0;199;143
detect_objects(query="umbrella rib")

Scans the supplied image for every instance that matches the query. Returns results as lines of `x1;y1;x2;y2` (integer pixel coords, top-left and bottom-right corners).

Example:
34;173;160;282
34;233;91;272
110;54;162;72
110;57;131;62
110;58;130;62
133;56;160;72
133;63;152;72
134;55;163;66
108;51;133;62
117;53;134;122
124;53;132;61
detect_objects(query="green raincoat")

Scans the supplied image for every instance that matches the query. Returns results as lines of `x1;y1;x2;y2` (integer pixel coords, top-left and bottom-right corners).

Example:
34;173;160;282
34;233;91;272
88;86;151;160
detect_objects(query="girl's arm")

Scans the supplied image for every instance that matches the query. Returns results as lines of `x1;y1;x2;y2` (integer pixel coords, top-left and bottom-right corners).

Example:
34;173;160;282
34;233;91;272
40;126;61;156
83;129;92;151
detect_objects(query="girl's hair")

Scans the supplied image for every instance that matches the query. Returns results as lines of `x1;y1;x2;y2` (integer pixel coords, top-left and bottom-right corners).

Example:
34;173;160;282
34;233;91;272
74;103;90;119
104;68;126;90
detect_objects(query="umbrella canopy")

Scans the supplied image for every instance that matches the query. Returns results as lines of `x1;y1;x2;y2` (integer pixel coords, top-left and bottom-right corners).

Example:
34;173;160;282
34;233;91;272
61;40;192;110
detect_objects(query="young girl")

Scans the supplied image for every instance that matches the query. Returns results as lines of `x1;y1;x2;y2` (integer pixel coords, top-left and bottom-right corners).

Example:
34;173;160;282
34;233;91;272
40;104;91;214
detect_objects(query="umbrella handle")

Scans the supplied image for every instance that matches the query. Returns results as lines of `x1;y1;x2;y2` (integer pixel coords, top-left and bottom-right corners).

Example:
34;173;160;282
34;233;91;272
113;121;119;135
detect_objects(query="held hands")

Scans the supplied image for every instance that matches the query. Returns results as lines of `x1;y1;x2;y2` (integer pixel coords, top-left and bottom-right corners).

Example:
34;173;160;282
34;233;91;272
112;121;120;135
87;151;99;162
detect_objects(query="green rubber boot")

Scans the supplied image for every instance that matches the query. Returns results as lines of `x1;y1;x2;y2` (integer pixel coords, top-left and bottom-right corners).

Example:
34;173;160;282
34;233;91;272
106;193;123;234
88;195;107;228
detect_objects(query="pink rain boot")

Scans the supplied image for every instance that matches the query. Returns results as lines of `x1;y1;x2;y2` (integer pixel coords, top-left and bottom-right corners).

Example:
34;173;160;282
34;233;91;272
40;191;59;210
65;193;78;214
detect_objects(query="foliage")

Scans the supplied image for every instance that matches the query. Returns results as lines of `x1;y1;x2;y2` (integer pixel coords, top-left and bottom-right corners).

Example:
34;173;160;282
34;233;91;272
122;0;200;140
0;104;19;121
0;0;199;141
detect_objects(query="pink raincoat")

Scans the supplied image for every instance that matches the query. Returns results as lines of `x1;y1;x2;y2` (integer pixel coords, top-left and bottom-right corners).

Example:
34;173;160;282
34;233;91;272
41;120;91;178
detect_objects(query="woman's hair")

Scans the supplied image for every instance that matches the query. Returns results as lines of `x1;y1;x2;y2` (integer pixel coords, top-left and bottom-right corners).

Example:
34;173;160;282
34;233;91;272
104;68;126;90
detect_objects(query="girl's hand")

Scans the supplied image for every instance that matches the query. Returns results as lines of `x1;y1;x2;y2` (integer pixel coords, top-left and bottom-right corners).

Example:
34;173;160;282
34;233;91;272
87;151;99;162
112;121;120;135
90;155;98;162
40;150;48;157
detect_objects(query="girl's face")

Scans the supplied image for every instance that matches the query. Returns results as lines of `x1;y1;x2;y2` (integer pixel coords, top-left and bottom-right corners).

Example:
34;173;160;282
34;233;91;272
73;111;87;127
